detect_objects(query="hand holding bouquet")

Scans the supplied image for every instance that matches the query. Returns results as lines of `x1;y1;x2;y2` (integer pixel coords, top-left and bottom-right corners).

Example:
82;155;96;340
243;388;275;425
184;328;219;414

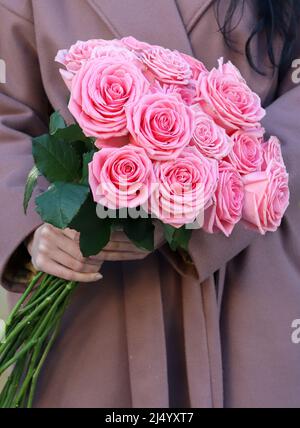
0;36;289;407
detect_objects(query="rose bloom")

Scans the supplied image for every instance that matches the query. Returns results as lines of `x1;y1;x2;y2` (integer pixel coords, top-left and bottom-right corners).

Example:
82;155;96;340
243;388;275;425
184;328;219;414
89;145;155;209
120;36;152;52
58;43;139;92
158;82;197;106
95;135;130;150
262;136;284;169
90;45;138;62
55;39;122;72
141;46;192;85
197;58;265;132
204;161;244;237
180;53;208;80
148;148;218;228
226;130;263;174
242;160;289;234
126;92;195;161
190;108;233;160
69;57;149;139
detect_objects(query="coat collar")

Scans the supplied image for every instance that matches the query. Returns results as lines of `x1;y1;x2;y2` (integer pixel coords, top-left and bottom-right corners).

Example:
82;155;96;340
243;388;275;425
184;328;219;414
85;0;210;55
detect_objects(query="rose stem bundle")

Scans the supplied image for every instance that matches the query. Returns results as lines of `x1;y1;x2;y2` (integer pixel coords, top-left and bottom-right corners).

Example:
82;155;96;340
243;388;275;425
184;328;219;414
0;273;78;408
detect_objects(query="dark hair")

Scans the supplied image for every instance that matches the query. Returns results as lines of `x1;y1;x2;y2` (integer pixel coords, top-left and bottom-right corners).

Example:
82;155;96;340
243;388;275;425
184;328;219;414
215;0;300;78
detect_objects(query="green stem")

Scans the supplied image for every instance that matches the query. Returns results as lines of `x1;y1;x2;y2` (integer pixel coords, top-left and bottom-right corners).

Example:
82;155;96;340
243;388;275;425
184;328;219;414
0;306;57;407
25;274;59;306
27;332;56;408
27;286;75;408
18;279;67;316
12;305;60;407
0;282;76;375
0;355;28;408
5;272;43;329
25;274;52;304
0;280;77;407
0;320;34;367
13;341;43;407
0;285;64;356
0;282;64;365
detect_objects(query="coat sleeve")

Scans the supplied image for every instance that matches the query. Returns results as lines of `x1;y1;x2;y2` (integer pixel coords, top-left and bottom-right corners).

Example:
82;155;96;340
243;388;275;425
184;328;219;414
0;1;49;292
182;68;300;283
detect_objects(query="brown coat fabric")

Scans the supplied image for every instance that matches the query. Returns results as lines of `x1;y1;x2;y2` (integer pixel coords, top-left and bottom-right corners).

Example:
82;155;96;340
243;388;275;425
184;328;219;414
0;0;300;408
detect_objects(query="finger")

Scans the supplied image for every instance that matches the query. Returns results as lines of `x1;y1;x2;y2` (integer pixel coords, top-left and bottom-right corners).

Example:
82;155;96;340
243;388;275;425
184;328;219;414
62;228;80;241
49;248;102;274
56;233;103;267
54;233;98;266
39;259;103;283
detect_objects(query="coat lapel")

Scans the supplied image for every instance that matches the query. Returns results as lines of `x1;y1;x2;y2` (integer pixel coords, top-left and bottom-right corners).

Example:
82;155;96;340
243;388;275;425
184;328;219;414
86;0;194;55
175;0;215;33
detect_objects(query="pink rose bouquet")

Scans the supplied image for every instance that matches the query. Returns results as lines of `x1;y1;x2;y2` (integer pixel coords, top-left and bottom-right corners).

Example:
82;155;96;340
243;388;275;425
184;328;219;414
0;36;289;408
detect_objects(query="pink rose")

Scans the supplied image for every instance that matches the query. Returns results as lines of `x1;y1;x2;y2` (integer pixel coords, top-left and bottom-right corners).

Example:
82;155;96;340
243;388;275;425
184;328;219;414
120;36;152;52
204;161;244;236
141;46;192;85
180;53;208;80
126;92;195;161
58;69;74;92
95;135;130;150
226;130;263;174
242;160;289;234
158;82;197;106
197;58;265;132
90;44;138;62
262;136;284;170
69;57;149;139
58;42;140;91
190;108;233;160
148;148;218;227
89;145;155;209
55;39;119;73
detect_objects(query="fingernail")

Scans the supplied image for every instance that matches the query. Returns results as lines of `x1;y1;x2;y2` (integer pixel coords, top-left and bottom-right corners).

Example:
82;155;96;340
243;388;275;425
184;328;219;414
95;273;103;280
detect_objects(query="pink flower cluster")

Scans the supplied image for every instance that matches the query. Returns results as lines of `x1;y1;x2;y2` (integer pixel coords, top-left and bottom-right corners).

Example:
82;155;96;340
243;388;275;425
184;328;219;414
56;37;289;234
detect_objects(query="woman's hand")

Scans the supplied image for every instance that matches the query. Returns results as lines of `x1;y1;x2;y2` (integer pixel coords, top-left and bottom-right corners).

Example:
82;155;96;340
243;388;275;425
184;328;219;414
90;223;166;263
26;222;166;282
26;224;103;283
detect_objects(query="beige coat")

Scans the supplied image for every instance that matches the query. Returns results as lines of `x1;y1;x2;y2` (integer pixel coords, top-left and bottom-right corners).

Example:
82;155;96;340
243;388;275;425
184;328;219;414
0;0;300;408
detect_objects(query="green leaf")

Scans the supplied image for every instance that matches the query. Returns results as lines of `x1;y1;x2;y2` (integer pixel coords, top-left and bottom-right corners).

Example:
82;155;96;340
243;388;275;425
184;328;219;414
162;224;176;245
35;182;90;229
162;223;192;251
173;227;192;251
49;111;66;135
32;134;81;182
80;151;95;185
54;123;89;143
70;196;112;257
123;218;155;251
84;138;97;152
53;123;96;158
23;165;40;214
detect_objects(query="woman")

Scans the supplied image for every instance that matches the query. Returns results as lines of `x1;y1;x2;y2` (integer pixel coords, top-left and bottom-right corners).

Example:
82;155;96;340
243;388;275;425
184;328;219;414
0;0;300;408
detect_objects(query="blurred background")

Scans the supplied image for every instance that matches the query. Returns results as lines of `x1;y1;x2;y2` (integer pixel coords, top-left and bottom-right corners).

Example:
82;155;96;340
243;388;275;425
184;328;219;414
0;287;8;389
0;287;8;319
